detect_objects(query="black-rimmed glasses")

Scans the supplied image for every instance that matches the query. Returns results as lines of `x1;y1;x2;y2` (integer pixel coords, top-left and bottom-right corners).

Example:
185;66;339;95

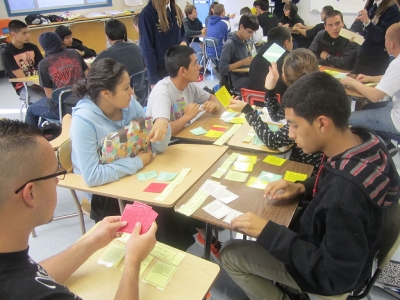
14;169;67;194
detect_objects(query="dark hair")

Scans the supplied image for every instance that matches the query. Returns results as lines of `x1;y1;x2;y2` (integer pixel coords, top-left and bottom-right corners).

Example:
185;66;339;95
105;19;128;41
165;45;195;78
73;58;126;102
133;13;140;26
322;5;334;13
284;3;298;16
185;4;196;17
267;26;291;47
255;0;270;12
0;119;41;151
240;7;251;15
239;14;259;31
8;20;27;34
324;10;344;24
281;71;350;129
208;2;219;17
55;25;72;40
282;49;319;86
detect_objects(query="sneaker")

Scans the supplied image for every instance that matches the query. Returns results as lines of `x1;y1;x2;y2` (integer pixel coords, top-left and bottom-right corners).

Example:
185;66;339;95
197;74;204;82
196;233;222;260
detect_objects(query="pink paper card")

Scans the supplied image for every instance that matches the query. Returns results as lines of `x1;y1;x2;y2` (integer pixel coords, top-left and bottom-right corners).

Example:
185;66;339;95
144;183;168;193
140;209;158;234
118;206;144;233
210;126;227;132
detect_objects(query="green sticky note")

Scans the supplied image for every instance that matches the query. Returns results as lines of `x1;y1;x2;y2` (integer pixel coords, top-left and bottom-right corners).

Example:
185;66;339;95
225;170;249;182
258;171;282;182
263;43;286;62
268;124;280;132
156;172;178;181
253;136;266;146
190;127;207;135
137;170;158;181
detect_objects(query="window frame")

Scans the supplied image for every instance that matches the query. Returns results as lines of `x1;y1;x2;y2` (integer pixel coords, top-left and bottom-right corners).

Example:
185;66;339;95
4;0;113;17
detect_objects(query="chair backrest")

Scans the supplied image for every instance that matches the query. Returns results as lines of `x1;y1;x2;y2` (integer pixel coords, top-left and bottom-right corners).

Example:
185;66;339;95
57;138;73;173
241;88;265;106
378;202;400;268
0;19;12;43
130;68;149;107
204;37;221;60
51;85;75;123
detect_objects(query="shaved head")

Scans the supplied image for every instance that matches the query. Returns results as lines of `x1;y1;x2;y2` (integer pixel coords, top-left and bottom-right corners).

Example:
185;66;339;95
387;23;400;46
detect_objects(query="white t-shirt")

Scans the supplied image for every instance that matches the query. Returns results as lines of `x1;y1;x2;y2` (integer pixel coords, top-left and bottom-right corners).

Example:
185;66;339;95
146;77;211;121
375;55;400;131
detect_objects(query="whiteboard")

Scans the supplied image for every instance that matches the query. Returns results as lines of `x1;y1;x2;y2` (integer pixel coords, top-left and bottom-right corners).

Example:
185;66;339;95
310;0;367;14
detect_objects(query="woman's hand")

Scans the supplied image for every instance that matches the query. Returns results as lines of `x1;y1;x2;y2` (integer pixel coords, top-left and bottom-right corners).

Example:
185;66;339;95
265;62;280;90
146;118;169;143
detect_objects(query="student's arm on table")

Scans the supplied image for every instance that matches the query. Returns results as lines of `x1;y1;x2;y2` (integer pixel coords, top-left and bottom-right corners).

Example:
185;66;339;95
340;77;386;102
202;94;221;113
357;74;383;83
327;43;359;71
170;104;201;135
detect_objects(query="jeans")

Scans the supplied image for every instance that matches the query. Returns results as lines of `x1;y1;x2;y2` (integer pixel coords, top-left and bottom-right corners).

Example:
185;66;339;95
25;97;59;127
349;101;399;134
191;42;203;65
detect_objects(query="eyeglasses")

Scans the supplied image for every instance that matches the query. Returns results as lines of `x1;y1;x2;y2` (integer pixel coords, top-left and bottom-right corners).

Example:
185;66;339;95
14;169;67;194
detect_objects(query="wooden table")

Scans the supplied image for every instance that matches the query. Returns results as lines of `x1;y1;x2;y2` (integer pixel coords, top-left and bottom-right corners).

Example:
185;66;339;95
64;225;220;300
174;149;314;259
172;110;235;144
232;68;249;73
49;114;71;150
9;75;41;109
58;144;228;210
228;122;292;155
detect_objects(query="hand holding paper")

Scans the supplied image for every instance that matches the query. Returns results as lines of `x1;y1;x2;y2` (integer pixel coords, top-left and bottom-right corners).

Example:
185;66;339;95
118;202;159;235
264;62;280;90
263;43;286;63
227;99;247;112
125;221;157;266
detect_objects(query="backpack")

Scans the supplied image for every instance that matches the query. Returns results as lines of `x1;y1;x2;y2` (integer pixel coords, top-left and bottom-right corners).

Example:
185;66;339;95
39;120;62;141
25;14;50;25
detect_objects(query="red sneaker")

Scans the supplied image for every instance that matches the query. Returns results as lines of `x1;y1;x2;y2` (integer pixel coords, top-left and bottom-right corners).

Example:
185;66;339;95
197;74;204;82
196;233;221;260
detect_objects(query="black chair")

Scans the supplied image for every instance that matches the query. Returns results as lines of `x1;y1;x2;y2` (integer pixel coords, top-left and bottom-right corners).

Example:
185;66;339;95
50;85;75;124
130;68;149;107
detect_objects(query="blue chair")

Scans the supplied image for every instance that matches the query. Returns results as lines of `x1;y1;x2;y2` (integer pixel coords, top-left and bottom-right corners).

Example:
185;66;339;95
130;69;149;108
204;37;221;79
49;85;75;124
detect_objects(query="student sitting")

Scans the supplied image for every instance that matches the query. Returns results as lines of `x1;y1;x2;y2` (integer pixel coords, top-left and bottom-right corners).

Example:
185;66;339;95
248;26;293;95
25;32;88;128
132;13;140;46
1;20;44;102
0;119;158;300
273;0;300;20
255;0;279;36
183;4;206;65
278;3;304;28
229;49;323;175
146;45;220;136
219;14;259;91
340;23;400;136
309;10;359;71
206;4;231;60
55;25;96;58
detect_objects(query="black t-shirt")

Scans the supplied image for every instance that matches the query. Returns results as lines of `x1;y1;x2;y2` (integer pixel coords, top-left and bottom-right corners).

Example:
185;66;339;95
1;42;44;93
0;248;81;300
305;23;325;40
257;12;279;36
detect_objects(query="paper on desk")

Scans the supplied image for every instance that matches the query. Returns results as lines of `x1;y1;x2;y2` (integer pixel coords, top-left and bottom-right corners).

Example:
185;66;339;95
154;168;190;201
258;171;282;182
203;199;232;219
284;170;308;182
215;86;232;108
223;209;244;223
176;190;209;216
213;124;242;146
143;261;178;290
139;255;154;276
232;161;254;172
144;182;168;193
227;117;245;124
339;28;365;45
323;69;348;79
220;111;238;122
243;130;255;143
205;130;224;138
263;43;286;62
137;170;158;181
211;187;239;204
98;243;125;268
225;170;249;182
118;233;131;243
253;136;266;146
211;152;239;179
199;179;223;193
156;172;178;181
151;242;185;265
237;154;257;164
246;176;269;189
263;155;286;166
190;127;208;135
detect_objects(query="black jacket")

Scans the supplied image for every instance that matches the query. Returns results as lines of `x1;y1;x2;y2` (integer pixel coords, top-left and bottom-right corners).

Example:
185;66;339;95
257;12;279;36
68;38;96;58
279;4;304;27
309;30;359;70
183;17;203;44
257;127;400;296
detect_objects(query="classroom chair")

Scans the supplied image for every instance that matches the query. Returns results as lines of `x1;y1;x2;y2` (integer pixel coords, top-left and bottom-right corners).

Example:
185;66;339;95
130;69;149;108
309;202;400;300
204;37;220;79
241;88;281;106
50;85;74;124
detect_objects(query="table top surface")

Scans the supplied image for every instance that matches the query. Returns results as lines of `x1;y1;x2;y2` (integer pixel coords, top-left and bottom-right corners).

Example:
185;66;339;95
175;149;314;233
58;144;228;207
49;114;71;150
228;122;291;154
9;75;40;85
232;67;250;73
172;110;235;144
64;226;220;300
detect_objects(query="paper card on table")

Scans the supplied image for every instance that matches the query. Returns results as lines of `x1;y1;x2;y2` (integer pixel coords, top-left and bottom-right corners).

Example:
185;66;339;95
339;28;365;45
214;85;232;108
223;209;244;223
211;187;239;204
118;206;144;233
150;242;186;265
144;182;168;193
143;260;178;290
154;168;191;201
243;134;253;143
211;153;239;179
98;243;125;268
228;117;245;124
118;233;131;243
237;154;257;164
246;176;269;189
202;199;233;219
232;161;254;172
199;179;222;194
137;170;158;181
263;155;286;166
258;171;282;182
284;170;308;182
210;125;228;132
268;124;280;132
225;170;249;182
323;69;348;79
139;255;154;276
220;111;238;121
262;43;286;62
253;136;266;146
176;190;209;216
190;127;208;135
156;171;178;181
213;132;233;146
205;130;224;138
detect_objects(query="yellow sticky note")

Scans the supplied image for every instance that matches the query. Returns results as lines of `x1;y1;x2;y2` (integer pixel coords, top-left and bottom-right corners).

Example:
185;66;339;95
205;130;224;138
228;117;245;124
246;177;268;189
237;154;257;164
232;161;254;172
143;261;178;290
139;255;154;276
150;242;186;265
225;170;249;182
215;86;232;108
263;155;287;166
98;243;125;268
284;171;308;182
227;109;237;113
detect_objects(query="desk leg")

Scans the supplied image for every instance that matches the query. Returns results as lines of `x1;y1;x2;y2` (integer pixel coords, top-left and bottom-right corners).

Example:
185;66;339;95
204;223;212;260
118;199;125;214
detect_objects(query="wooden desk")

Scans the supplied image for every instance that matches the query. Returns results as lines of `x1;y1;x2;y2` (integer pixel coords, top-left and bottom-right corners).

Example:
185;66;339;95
58;144;228;209
9;75;41;108
49;114;71;150
232;68;249;73
175;149;313;259
172;110;234;144
228;122;291;154
64;225;220;299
